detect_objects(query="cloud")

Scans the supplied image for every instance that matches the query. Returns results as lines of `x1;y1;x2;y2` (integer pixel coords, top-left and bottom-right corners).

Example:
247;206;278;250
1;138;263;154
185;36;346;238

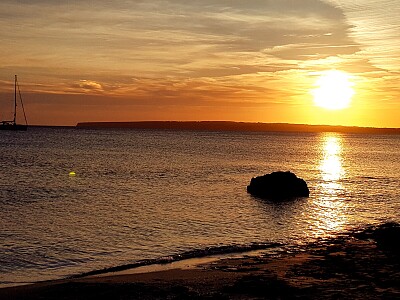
0;0;356;76
325;0;400;71
0;1;361;100
72;80;103;92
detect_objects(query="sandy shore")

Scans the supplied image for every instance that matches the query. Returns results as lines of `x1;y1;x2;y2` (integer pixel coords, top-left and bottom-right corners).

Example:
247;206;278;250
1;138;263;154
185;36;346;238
1;223;399;299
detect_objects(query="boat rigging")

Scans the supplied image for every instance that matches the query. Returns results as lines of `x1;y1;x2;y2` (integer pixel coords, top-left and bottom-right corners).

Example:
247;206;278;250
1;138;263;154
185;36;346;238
0;75;28;131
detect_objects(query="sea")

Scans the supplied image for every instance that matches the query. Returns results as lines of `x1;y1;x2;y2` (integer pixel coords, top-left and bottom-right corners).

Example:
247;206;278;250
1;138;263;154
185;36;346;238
1;127;399;287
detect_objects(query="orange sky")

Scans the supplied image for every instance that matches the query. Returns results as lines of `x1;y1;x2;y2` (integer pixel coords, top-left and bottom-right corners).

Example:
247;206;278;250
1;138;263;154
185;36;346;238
0;0;399;127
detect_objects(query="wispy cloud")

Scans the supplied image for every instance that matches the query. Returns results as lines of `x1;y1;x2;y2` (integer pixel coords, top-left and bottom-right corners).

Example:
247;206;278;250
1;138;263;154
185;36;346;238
0;0;354;76
326;0;400;71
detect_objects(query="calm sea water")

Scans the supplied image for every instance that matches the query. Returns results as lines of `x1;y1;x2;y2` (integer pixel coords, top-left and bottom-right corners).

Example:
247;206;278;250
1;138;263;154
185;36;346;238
0;127;399;286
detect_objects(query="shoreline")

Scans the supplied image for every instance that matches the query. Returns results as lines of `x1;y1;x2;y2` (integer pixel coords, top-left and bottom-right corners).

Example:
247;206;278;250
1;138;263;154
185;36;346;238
66;242;283;280
1;223;399;299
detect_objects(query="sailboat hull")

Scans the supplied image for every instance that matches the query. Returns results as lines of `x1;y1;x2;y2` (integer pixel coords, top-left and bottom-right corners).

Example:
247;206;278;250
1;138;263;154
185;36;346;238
0;124;28;131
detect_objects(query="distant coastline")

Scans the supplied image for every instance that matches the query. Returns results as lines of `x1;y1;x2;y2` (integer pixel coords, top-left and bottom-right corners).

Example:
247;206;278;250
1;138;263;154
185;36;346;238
75;121;400;135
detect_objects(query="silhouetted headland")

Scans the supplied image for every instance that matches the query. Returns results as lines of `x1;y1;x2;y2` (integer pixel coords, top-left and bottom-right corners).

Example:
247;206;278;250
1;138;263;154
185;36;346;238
76;121;400;134
247;171;309;200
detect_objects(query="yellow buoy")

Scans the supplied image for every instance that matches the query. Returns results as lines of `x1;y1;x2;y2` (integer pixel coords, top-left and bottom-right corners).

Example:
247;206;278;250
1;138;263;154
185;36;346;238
69;171;76;176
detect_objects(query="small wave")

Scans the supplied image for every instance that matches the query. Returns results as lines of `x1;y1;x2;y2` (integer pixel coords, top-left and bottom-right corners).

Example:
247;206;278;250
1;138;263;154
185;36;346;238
358;176;379;180
69;242;282;279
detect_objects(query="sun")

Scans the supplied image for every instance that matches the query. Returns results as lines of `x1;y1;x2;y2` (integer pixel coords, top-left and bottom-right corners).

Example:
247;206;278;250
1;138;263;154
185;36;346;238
312;70;354;110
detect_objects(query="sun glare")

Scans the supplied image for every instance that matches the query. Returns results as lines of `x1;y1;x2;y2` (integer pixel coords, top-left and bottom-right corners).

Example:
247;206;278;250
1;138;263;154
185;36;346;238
312;70;354;110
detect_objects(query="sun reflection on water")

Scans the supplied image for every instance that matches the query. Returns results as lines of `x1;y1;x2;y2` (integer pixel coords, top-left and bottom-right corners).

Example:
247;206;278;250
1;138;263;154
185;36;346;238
320;134;345;193
312;133;349;238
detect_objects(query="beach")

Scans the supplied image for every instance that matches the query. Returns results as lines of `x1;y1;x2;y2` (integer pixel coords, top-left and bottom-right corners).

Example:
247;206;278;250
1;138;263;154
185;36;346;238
1;223;398;299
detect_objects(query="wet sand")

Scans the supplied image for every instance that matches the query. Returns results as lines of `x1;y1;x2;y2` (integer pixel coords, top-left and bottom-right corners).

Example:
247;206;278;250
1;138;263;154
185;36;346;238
1;223;399;299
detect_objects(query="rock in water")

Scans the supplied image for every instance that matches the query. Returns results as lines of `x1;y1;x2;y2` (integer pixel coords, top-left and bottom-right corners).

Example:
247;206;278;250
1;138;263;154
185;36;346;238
247;171;309;200
354;222;400;250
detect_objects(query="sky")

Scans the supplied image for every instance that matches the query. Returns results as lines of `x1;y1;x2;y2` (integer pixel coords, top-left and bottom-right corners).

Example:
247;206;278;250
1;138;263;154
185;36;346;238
0;0;399;127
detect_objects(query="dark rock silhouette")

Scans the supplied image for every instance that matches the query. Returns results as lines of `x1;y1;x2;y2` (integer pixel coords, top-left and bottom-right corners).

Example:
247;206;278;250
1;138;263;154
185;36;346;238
354;222;400;250
247;171;309;200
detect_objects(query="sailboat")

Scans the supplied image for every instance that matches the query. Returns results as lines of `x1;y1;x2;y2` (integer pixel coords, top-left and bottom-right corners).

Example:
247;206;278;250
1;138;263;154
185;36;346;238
0;75;28;131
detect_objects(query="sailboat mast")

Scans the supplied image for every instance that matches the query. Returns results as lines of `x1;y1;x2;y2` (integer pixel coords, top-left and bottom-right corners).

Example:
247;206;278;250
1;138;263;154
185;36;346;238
13;75;17;124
